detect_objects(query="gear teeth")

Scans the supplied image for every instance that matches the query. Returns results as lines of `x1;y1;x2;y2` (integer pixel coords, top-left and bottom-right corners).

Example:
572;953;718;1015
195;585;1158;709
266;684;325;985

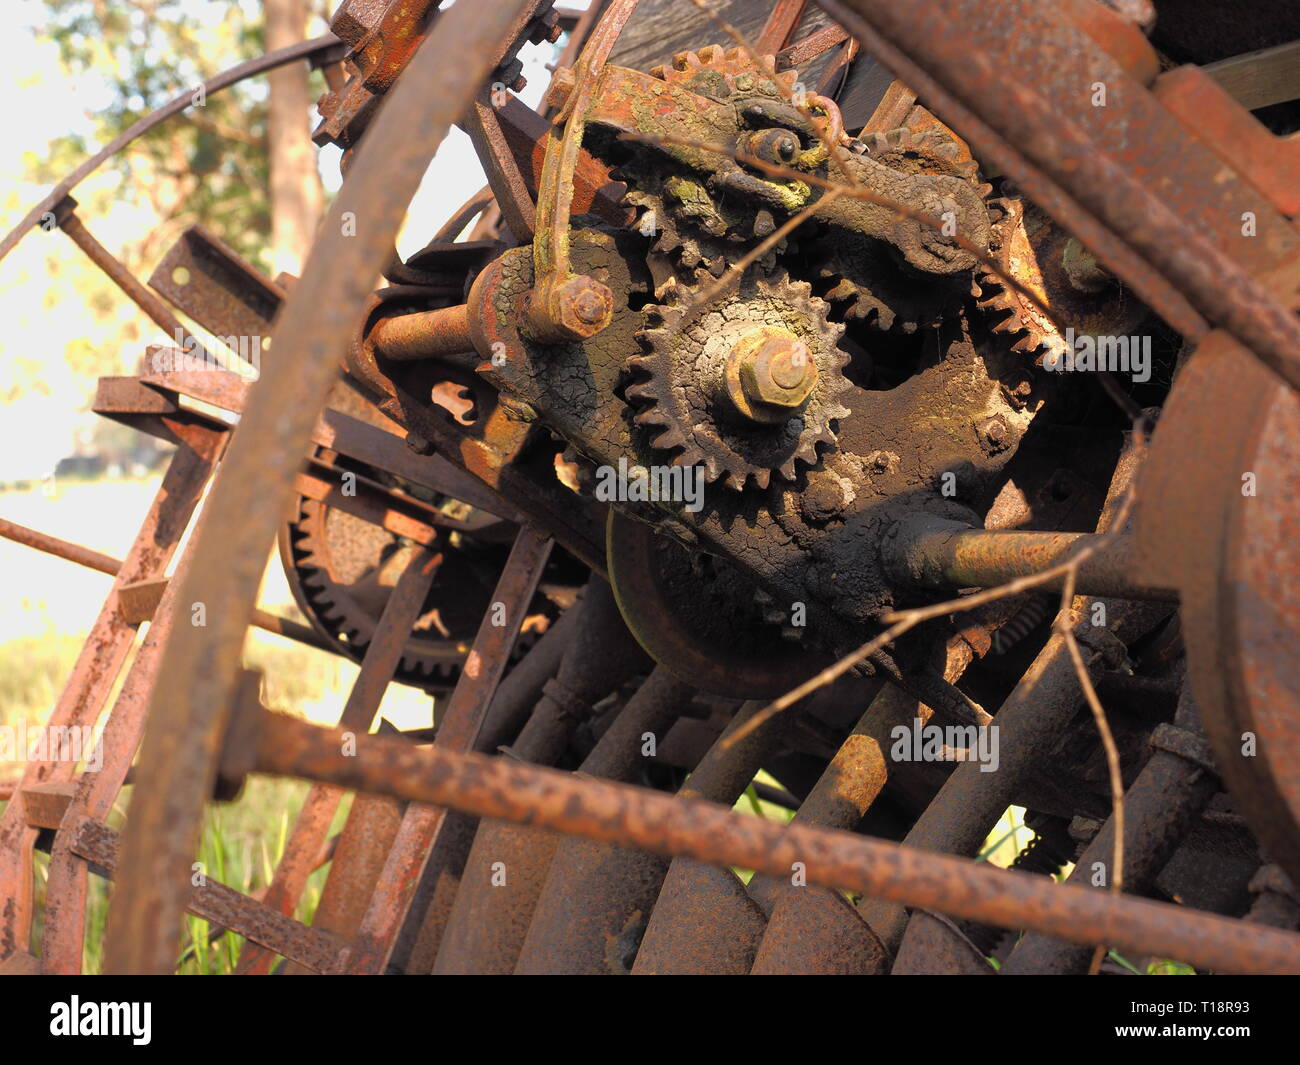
628;266;852;492
651;427;684;450
625;381;658;405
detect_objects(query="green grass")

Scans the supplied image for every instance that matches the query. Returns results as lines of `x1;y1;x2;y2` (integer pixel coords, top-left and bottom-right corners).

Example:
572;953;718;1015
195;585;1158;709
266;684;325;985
26;778;351;974
0;631;92;728
1;625;363;973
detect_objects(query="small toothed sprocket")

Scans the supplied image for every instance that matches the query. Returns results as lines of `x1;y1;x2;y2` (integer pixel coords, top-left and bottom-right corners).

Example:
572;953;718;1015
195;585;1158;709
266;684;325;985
626;267;852;491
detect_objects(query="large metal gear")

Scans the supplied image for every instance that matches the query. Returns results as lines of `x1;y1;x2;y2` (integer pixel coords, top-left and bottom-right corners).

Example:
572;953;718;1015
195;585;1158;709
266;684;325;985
626;266;852;490
615;45;806;290
280;489;564;691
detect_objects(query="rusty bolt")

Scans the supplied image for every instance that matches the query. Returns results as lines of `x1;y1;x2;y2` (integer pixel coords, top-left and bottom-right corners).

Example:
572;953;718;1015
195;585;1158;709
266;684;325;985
529;10;563;44
404;431;434;456
527;273;615;343
724;329;819;424
572;287;607;325
978;415;1011;452
546;66;577;112
554;275;614;338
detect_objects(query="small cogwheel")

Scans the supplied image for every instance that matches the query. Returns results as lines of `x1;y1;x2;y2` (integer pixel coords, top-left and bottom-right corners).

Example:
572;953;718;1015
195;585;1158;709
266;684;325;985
626;267;852;491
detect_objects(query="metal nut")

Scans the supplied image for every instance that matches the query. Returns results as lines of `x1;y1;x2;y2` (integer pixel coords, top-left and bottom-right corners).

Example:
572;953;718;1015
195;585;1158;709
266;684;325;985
724;329;818;424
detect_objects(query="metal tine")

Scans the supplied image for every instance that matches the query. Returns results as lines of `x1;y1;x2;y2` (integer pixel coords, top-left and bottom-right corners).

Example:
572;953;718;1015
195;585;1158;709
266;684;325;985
238;544;441;975
751;637;979;975
518;695;795;975
512;666;696;974
393;599;584;974
431;578;650;974
341;528;554;974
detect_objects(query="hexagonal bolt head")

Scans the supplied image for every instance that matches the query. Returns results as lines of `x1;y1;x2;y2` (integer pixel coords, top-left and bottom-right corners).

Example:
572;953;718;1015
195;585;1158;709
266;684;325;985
526;274;614;343
545;66;577;113
724;330;819;424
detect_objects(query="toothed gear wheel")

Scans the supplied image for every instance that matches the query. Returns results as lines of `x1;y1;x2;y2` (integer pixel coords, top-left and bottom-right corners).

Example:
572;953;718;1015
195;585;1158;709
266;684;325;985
812;126;991;332
648;44;800;101
614;45;804;293
976;196;1144;360
977;197;1056;356
279;467;565;691
626;268;852;491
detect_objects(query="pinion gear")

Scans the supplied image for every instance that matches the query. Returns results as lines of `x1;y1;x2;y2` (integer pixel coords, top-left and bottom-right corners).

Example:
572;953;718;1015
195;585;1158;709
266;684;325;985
626;267;852;491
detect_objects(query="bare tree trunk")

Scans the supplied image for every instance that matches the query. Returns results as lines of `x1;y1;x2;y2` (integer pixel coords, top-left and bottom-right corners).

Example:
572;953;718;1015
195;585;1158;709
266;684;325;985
266;0;323;276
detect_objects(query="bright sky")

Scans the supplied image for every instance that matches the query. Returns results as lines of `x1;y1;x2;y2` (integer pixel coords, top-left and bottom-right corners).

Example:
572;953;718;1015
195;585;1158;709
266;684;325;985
0;0;585;481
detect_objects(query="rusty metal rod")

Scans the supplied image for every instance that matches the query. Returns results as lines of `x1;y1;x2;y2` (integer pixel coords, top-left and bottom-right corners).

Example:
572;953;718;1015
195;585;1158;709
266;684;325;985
56;207;191;342
0;515;119;577
0;514;335;652
368;303;474;361
250;712;1300;975
886;519;1177;601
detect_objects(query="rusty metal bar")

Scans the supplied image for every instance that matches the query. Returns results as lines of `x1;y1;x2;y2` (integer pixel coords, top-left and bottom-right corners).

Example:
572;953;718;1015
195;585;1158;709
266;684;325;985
102;0;541;976
54;201;191;342
368;302;474;362
132;368;520;520
777;23;850;70
248;712;1300;975
755;0;808;55
237;545;441;975
0;513;335;653
464;98;538;241
0;515;119;577
147;225;285;346
886;521;1177;601
341;527;555;974
68;817;346;973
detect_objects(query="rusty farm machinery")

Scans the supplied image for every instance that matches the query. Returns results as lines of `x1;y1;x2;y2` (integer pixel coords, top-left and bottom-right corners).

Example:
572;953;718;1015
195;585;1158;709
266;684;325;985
1;0;1300;977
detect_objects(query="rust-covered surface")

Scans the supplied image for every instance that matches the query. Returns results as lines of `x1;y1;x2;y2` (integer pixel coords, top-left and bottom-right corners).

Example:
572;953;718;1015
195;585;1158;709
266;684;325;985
2;0;1299;978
